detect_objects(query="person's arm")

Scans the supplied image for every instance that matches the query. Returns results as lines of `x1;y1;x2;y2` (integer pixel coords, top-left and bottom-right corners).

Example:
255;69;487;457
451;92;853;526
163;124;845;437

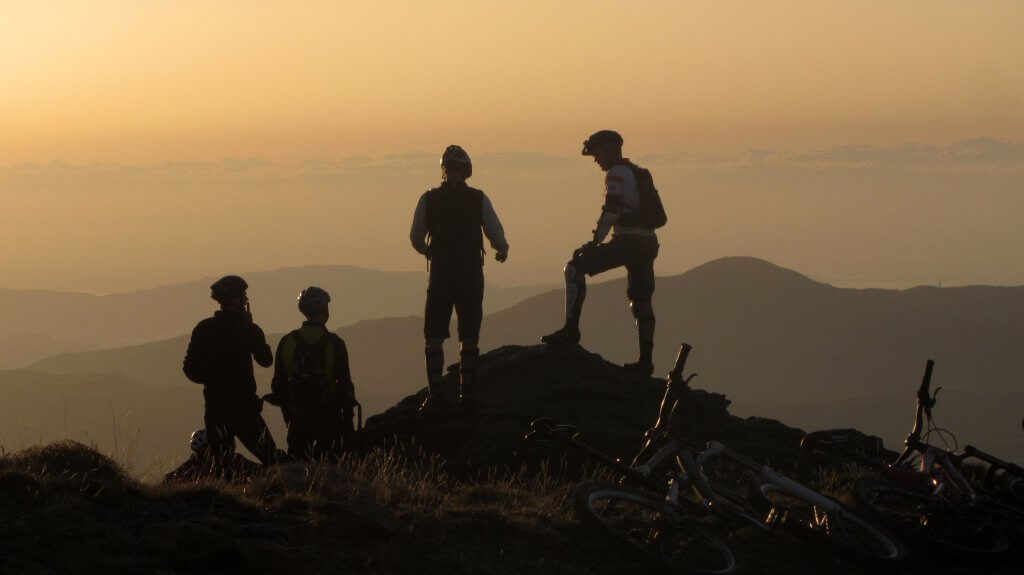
182;322;208;384
270;335;290;398
249;323;273;368
481;194;509;261
410;193;430;256
334;336;355;398
592;167;631;243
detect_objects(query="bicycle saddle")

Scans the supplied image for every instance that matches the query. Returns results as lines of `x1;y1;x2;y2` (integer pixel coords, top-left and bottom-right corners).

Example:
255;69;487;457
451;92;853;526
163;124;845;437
799;430;841;463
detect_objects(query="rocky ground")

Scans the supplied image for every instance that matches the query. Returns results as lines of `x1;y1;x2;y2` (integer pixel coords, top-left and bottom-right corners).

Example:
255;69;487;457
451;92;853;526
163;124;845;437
1;344;1017;574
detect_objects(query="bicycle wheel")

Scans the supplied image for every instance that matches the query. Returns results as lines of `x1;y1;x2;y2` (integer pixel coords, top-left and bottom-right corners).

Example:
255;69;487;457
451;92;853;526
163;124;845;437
854;477;1009;558
750;481;907;567
574;483;742;575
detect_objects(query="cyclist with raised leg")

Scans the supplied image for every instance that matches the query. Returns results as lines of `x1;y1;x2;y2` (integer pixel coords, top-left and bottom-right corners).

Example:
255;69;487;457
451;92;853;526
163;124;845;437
542;130;665;376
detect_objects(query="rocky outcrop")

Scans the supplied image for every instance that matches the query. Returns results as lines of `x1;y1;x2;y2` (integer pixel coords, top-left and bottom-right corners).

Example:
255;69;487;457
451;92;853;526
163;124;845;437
355;344;807;477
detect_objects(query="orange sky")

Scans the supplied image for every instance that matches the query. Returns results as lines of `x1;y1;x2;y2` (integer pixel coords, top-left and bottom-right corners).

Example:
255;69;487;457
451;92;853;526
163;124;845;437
1;1;1022;293
1;1;1021;162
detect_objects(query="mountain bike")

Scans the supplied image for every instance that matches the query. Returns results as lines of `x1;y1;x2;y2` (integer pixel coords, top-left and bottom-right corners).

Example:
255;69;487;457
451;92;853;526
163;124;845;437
526;343;906;574
802;359;1023;559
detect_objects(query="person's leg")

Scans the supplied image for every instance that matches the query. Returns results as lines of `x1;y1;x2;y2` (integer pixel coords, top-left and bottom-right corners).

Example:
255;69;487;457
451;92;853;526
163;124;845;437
204;402;234;477
563;259;586;332
287;412;314;460
234;404;282;466
454;266;484;407
629;300;656;369
421;270;454;412
542;243;623;344
624;238;659;376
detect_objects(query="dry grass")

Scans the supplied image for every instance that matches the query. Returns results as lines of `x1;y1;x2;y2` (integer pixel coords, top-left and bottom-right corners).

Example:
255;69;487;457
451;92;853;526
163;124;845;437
5;439;1015;575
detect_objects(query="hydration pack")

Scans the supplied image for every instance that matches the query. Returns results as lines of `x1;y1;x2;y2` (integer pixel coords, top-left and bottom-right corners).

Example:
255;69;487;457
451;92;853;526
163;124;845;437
288;335;332;413
617;161;667;229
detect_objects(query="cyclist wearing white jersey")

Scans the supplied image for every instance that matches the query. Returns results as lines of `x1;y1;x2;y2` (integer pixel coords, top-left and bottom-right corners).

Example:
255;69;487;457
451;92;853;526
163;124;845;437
542;130;661;376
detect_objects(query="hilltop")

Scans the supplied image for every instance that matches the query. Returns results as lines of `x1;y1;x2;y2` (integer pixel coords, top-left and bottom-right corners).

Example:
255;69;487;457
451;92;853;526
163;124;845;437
356;343;804;476
9;255;1024;472
0;343;875;575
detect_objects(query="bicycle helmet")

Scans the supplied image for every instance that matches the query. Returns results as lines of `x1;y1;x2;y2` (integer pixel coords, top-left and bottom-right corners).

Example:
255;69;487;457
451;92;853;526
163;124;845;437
297;286;331;316
189;428;208;452
210;275;248;303
441;145;472;179
582;130;623;156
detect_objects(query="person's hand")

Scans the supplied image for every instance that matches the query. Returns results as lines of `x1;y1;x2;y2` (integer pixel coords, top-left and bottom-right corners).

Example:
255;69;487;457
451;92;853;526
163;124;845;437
495;250;508;263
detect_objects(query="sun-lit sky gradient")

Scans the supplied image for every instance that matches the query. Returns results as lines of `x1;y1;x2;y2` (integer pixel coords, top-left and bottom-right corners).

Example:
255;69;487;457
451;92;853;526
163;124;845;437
1;1;1022;293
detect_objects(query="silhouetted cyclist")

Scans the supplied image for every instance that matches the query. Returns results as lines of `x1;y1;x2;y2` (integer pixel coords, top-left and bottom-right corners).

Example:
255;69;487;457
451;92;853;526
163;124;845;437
183;275;284;467
542;130;664;376
270;286;356;460
410;145;509;411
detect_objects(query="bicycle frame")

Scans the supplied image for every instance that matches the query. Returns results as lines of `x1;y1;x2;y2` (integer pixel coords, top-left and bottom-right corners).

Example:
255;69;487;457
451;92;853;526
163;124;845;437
693;441;846;522
528;340;849;531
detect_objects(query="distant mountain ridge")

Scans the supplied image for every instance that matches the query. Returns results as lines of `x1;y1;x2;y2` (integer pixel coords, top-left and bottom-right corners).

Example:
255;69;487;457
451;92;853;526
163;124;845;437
0;264;554;351
10;256;1024;467
480;256;1024;460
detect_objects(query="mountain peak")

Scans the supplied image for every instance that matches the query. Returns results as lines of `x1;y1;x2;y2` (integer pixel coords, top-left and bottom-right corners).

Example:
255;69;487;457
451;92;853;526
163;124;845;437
683;256;826;288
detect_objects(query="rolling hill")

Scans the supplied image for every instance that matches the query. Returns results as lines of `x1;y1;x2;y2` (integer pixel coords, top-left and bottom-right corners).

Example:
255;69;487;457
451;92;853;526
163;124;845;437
10;256;1024;468
0;264;553;350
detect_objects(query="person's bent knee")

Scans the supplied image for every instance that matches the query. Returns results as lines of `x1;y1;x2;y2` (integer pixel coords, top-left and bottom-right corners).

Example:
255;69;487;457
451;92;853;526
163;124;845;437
565;263;583;285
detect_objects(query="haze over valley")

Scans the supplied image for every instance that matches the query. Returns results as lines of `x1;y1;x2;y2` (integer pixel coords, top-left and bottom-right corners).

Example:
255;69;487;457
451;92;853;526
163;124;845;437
2;1;1022;481
4;257;1022;478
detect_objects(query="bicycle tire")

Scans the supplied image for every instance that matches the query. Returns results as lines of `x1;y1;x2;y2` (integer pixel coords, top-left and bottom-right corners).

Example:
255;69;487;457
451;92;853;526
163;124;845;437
853;477;1010;558
574;483;742;575
1007;476;1024;508
749;481;907;568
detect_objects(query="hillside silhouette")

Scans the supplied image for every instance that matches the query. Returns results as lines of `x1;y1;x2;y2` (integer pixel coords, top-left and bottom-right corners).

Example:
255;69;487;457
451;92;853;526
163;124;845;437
0;265;553;351
355;343;804;476
0;346;831;575
480;257;1024;461
10;347;1012;575
7;256;1024;468
0;333;100;370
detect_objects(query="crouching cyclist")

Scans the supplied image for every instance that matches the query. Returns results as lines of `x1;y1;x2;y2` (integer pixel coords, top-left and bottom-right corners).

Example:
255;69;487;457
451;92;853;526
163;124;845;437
271;286;357;461
183;275;285;469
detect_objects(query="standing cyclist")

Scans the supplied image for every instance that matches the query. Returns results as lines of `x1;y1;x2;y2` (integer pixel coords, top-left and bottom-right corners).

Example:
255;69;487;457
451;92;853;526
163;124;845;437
270;286;356;460
183;275;283;467
410;145;509;411
542;130;665;376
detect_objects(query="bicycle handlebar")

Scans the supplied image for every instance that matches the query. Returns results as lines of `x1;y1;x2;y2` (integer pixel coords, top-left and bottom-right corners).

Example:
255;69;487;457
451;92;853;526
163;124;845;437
898;359;938;465
669;343;693;382
917;359;936;410
652;343;695;433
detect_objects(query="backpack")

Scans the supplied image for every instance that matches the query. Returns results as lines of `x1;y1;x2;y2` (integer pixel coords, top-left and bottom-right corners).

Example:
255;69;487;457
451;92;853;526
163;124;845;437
616;161;667;229
287;334;333;413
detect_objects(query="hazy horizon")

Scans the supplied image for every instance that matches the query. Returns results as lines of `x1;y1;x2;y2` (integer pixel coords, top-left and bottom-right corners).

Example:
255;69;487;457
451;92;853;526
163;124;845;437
3;2;1022;294
3;138;1023;295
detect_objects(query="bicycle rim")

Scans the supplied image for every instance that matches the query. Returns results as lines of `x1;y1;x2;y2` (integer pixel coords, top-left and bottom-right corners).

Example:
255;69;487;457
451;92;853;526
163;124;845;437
574;483;741;575
854;478;1009;558
753;482;906;565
